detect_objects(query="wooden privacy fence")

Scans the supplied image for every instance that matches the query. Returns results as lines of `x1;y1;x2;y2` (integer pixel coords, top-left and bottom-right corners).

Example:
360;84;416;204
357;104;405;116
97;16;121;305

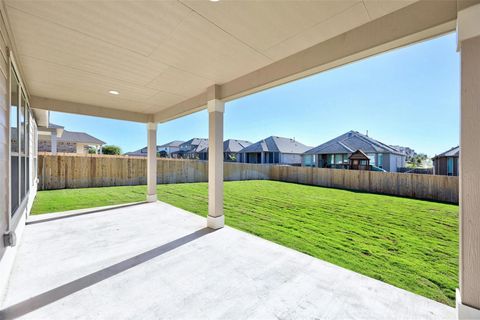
38;153;459;203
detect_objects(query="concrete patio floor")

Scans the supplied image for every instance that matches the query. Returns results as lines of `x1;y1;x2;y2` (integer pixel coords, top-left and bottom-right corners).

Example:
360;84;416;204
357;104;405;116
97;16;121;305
0;201;455;320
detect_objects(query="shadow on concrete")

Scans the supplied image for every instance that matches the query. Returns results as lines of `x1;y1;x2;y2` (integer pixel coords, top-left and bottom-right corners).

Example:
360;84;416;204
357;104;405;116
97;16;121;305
27;202;148;225
0;227;214;320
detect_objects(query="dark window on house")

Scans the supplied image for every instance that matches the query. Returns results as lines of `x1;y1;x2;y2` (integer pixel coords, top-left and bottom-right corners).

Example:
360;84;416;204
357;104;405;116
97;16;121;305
447;158;454;176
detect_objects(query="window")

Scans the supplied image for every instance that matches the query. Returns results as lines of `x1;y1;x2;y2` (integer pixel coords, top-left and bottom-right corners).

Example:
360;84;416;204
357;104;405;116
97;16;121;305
327;154;333;165
304;154;314;167
10;70;19;215
24;95;30;194
335;154;343;164
367;153;376;166
19;93;26;200
33;122;37;184
378;154;383;169
447;158;454;176
9;61;36;218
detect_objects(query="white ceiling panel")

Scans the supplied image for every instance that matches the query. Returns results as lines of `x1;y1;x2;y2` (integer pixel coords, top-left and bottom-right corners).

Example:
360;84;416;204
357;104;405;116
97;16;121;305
7;7;170;86
148;10;272;83
20;55;158;103
180;0;360;52
265;2;371;60
6;0;191;56
145;67;213;98
29;81;154;113
363;0;417;20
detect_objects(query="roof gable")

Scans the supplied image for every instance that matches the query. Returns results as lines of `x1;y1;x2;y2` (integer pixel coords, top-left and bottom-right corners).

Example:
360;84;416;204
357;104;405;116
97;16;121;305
305;131;403;155
240;136;310;154
158;140;185;148
434;146;460;158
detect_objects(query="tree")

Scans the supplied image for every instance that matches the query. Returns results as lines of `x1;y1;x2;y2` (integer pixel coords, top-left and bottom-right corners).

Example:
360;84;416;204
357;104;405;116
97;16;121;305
407;153;429;168
87;147;97;154
101;145;121;155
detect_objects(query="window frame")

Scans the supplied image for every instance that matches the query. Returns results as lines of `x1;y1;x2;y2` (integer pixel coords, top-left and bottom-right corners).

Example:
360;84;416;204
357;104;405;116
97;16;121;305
8;50;35;232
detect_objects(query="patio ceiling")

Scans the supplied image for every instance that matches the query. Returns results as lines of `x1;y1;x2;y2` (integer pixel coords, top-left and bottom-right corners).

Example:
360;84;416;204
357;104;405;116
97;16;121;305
3;0;459;122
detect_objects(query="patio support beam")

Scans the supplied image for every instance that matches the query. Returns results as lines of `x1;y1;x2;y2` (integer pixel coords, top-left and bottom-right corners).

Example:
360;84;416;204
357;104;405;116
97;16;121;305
207;86;224;229
457;3;480;319
146;122;157;203
31;96;152;123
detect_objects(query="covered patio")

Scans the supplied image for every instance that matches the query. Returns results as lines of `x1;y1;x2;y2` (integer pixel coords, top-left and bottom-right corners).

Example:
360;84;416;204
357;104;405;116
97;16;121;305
1;202;454;319
1;0;479;318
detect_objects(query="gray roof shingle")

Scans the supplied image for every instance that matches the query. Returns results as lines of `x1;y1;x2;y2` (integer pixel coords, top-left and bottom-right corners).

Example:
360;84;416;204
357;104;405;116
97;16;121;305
172;138;209;154
158;140;185;148
304;131;403;155
38;129;105;145
239;136;310;154
199;139;252;153
57;131;105;145
433;146;459;158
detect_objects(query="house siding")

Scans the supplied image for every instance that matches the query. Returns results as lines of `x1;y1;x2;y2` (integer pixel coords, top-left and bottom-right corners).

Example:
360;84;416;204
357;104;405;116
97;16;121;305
310;152;404;172
280;153;302;165
382;153;391;172
433;156;459;176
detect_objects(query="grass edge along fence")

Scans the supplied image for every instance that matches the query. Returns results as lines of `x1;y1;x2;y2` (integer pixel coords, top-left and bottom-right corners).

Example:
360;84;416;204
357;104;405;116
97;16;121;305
38;153;458;204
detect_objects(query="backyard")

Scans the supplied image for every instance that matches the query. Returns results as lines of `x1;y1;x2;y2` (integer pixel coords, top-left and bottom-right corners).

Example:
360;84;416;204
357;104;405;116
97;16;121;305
32;180;458;306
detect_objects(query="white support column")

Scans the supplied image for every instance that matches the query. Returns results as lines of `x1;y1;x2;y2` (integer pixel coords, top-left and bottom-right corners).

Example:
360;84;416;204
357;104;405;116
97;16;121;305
457;4;480;319
146;122;157;203
207;99;224;229
50;133;57;154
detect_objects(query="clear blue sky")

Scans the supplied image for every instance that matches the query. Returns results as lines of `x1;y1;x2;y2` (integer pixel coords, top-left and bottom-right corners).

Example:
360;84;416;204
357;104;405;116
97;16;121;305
51;33;459;157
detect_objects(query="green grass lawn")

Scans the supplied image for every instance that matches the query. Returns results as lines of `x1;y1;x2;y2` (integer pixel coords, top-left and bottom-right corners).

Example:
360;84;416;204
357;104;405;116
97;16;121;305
32;181;458;306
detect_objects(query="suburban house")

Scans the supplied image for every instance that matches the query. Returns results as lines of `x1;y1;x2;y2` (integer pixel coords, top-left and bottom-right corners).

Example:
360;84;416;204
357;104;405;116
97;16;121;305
171;138;209;159
432;146;460;176
198;139;252;162
303;131;406;172
238;136;310;165
0;1;479;318
36;123;105;154
125;140;184;158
